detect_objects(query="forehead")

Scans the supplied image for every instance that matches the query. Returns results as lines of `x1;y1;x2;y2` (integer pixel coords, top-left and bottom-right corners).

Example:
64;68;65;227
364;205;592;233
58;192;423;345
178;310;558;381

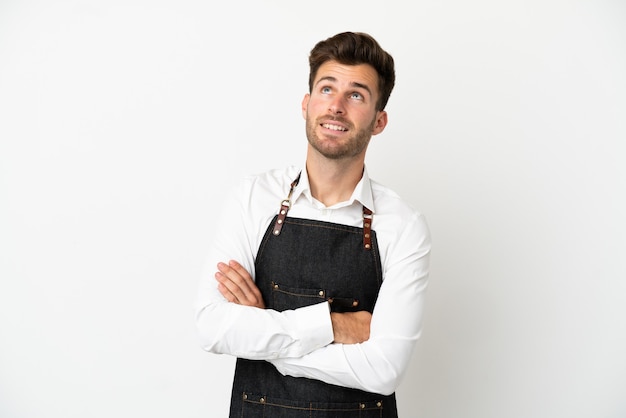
314;61;379;91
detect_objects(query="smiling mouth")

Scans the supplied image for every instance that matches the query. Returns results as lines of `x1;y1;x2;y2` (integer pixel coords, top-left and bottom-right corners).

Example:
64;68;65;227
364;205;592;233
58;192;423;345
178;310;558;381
321;123;348;132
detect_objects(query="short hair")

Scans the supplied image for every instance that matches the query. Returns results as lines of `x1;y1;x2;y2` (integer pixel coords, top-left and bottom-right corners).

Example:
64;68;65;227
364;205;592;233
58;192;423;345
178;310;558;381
308;32;395;111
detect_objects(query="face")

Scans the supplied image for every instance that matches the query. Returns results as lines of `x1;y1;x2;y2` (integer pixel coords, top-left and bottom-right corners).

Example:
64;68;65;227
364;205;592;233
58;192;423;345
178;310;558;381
302;60;388;161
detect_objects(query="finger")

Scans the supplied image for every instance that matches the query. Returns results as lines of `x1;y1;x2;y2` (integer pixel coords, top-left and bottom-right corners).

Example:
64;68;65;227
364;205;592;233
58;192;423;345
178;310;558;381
215;270;247;304
216;262;255;300
228;260;264;305
216;280;238;303
215;262;264;307
227;260;249;278
216;270;263;307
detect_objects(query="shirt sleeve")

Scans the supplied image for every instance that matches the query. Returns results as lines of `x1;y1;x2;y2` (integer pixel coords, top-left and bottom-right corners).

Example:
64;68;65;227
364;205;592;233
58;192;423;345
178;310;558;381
194;176;335;359
269;212;431;395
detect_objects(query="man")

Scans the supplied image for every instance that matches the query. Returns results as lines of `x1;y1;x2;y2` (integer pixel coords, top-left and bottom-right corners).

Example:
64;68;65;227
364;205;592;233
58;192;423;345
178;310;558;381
195;31;431;417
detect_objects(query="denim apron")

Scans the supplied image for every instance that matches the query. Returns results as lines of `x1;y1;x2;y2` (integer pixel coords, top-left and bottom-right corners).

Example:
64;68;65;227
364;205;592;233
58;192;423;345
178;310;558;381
228;174;398;417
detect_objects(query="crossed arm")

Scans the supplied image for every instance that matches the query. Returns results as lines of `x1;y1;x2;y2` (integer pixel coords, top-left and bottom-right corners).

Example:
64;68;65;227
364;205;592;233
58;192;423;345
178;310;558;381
197;199;430;395
215;260;372;344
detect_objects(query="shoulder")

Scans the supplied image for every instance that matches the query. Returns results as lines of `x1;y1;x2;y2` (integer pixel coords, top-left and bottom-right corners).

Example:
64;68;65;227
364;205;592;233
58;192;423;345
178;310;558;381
369;179;431;259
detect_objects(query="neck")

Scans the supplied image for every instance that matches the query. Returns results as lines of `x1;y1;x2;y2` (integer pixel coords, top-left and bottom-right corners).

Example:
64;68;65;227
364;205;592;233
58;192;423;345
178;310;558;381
305;150;365;207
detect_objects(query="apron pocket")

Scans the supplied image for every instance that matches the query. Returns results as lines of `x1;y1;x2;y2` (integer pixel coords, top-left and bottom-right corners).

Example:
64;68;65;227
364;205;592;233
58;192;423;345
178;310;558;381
270;281;327;311
241;392;384;417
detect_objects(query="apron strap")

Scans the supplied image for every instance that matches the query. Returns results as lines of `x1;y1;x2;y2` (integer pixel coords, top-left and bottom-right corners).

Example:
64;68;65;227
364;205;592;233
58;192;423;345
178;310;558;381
272;172;301;236
363;206;373;250
273;171;374;250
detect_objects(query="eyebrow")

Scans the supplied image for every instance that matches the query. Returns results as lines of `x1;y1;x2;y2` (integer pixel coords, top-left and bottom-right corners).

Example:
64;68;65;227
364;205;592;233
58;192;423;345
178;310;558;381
315;76;373;98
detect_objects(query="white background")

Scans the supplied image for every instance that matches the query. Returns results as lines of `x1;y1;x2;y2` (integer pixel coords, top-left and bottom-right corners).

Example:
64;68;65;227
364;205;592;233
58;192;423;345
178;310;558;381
1;1;625;417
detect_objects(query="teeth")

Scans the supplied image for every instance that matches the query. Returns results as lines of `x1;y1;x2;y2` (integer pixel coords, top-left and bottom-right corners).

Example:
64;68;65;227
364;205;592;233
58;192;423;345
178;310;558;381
322;123;347;131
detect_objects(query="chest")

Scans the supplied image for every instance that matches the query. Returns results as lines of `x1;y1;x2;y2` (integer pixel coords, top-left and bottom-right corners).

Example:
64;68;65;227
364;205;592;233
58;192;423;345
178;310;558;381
255;216;382;313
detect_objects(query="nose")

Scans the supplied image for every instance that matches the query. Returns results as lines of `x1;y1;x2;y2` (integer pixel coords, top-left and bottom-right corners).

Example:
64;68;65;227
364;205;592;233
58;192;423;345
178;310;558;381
328;96;345;115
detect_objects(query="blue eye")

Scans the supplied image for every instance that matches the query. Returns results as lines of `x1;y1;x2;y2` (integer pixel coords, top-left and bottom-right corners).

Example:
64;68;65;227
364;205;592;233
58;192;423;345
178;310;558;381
321;87;332;94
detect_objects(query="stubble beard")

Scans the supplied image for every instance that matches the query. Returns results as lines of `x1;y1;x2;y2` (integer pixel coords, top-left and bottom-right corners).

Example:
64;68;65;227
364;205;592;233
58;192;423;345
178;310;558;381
305;113;376;160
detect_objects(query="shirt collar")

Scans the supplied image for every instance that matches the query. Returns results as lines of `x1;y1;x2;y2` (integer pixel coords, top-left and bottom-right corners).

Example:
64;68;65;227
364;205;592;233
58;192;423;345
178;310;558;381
292;164;376;213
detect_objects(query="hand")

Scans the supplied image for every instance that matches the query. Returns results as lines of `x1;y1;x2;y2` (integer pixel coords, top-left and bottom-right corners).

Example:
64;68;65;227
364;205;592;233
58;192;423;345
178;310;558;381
330;311;372;344
215;260;265;309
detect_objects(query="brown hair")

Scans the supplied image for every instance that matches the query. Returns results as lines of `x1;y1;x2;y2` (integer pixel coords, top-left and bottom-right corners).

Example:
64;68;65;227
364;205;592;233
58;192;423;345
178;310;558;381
308;32;395;111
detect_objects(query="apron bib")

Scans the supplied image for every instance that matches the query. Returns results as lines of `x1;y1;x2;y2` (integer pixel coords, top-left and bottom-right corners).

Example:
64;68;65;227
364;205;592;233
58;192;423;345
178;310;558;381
228;176;398;418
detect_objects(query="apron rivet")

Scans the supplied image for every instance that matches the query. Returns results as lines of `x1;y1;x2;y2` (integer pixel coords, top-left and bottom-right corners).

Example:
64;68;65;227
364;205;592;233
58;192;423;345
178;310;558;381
360;403;366;409
377;401;382;407
260;397;265;403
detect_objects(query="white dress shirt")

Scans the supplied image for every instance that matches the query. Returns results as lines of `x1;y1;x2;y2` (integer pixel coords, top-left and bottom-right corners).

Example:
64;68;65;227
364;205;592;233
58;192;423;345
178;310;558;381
195;164;431;395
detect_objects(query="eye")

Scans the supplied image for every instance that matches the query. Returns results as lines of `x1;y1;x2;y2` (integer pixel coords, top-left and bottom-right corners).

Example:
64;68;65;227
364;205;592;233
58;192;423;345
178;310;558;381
350;92;364;100
321;86;332;94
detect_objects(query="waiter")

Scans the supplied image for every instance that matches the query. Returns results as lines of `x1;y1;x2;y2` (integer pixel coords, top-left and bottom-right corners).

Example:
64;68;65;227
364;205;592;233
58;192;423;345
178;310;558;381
195;31;431;418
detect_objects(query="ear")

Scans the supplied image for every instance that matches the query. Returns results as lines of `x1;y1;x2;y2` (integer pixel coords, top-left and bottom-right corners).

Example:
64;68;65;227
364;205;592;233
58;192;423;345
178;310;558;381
301;93;310;119
371;110;388;136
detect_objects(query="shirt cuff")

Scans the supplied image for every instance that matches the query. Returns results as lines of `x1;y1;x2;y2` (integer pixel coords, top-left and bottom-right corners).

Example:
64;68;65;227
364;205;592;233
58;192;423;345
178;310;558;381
288;301;334;355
